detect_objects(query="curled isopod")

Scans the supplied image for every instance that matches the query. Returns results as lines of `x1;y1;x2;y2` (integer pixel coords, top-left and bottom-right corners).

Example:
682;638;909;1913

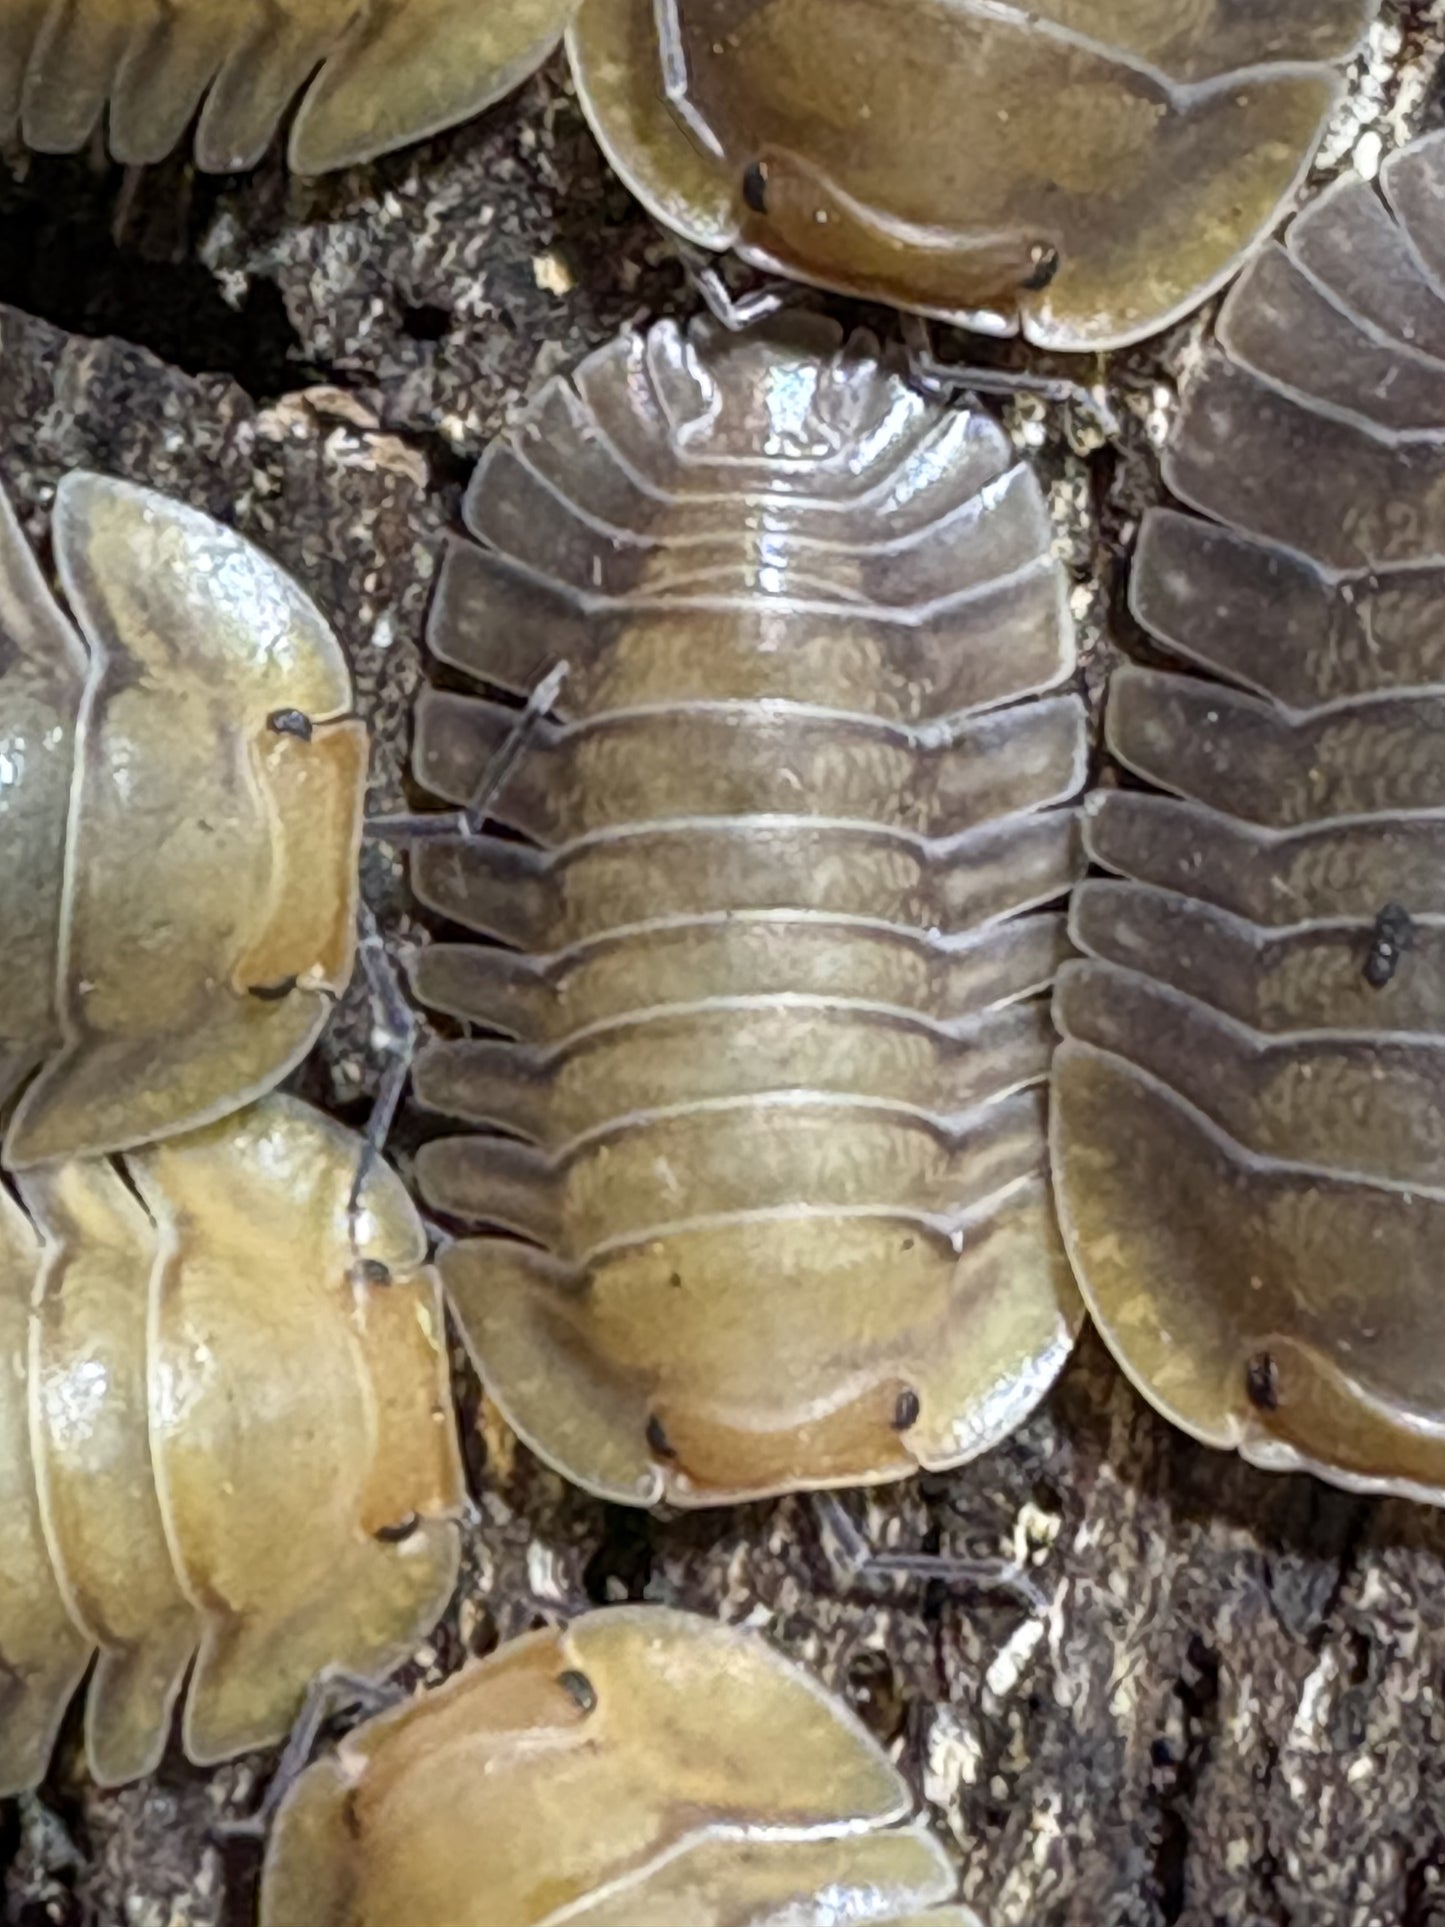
1052;131;1445;1501
0;471;364;1168
0;0;572;171
407;314;1085;1506
566;0;1375;350
0;1094;463;1797
259;1605;981;1927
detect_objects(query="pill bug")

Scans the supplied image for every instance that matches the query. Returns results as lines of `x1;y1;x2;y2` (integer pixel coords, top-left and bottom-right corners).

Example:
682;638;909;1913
0;470;364;1168
566;0;1375;352
0;1093;463;1797
0;0;572;172
259;1604;982;1927
407;314;1085;1507
1051;131;1445;1501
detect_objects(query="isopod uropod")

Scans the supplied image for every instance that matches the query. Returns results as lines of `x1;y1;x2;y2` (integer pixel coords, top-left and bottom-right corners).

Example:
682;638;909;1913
1052;131;1445;1501
0;471;364;1168
0;0;573;171
259;1605;982;1927
408;314;1085;1507
0;1094;463;1797
567;0;1376;350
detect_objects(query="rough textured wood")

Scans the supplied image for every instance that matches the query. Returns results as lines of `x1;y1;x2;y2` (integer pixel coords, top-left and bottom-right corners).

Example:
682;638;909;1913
1;8;1444;1923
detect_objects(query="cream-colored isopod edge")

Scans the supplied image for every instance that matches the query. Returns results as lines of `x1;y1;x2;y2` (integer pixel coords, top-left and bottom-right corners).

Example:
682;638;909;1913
0;468;366;1168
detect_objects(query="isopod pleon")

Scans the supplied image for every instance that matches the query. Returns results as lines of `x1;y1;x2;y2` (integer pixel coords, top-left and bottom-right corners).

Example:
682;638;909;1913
0;0;572;172
408;314;1085;1506
0;1094;463;1797
567;0;1375;350
259;1605;981;1927
1052;132;1445;1500
0;471;364;1167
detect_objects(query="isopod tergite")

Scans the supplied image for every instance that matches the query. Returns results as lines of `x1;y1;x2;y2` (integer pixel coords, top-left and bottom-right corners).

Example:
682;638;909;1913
1052;131;1445;1502
259;1605;982;1927
0;0;572;172
0;1094;463;1797
566;0;1375;351
407;314;1086;1507
0;470;364;1168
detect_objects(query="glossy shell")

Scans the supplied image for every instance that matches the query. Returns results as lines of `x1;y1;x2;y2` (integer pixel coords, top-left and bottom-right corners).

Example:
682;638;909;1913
409;315;1085;1507
1052;132;1445;1501
567;0;1374;352
0;471;364;1167
259;1605;981;1927
0;0;571;171
0;1095;463;1797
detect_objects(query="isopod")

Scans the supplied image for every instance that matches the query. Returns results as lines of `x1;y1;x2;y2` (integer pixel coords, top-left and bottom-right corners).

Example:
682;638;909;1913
0;0;572;172
1052;132;1445;1500
566;0;1375;350
0;470;364;1167
0;1093;463;1797
407;314;1085;1507
259;1605;982;1927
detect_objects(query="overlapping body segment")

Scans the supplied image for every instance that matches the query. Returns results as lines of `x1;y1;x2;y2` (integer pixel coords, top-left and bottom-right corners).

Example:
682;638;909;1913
0;471;364;1167
0;0;572;170
567;0;1373;350
1052;133;1445;1501
259;1606;982;1927
0;1097;464;1797
412;316;1084;1506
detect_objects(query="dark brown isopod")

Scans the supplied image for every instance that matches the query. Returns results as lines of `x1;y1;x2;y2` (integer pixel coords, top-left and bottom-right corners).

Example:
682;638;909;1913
1052;132;1445;1501
408;314;1085;1506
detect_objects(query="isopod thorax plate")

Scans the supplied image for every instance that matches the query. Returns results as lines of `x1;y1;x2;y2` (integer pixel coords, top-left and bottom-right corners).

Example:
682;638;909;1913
410;314;1085;1506
1053;132;1445;1501
567;0;1375;350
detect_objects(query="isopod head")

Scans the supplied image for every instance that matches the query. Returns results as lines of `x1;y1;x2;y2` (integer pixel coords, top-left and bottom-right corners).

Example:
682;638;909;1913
0;0;573;172
259;1606;982;1927
0;471;365;1167
568;0;1376;350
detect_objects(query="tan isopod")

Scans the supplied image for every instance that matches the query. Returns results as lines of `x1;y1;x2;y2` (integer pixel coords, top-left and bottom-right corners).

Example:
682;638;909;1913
1052;131;1445;1502
0;1093;464;1797
0;0;573;171
567;0;1376;350
405;313;1085;1507
0;470;364;1168
259;1605;982;1927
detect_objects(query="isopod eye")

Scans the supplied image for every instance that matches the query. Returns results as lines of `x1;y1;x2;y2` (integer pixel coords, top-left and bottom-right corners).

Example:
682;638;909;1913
1021;243;1060;293
892;1388;922;1432
741;159;770;215
258;1610;963;1927
1052;130;1445;1504
248;976;299;1002
268;708;315;742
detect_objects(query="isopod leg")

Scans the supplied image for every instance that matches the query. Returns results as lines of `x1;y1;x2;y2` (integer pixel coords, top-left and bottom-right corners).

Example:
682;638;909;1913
346;907;418;1258
671;237;805;332
219;1669;404;1843
901;315;1119;440
812;1491;1047;1614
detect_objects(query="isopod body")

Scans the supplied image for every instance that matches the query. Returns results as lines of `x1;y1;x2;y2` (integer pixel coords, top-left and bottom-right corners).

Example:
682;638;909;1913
567;0;1375;350
0;0;572;171
1052;132;1445;1501
259;1605;982;1927
409;315;1085;1506
0;1094;463;1796
0;471;364;1167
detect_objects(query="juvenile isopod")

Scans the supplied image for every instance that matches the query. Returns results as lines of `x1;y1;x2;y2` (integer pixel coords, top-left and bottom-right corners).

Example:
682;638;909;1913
0;1093;463;1797
1051;131;1445;1501
0;471;364;1167
407;314;1085;1506
566;0;1376;350
259;1605;982;1927
0;0;573;171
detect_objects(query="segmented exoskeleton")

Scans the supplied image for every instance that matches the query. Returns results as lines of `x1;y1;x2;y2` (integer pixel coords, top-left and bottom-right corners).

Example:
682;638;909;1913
0;1095;463;1797
0;0;571;170
1052;132;1445;1502
260;1606;983;1927
408;314;1085;1506
0;471;364;1168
